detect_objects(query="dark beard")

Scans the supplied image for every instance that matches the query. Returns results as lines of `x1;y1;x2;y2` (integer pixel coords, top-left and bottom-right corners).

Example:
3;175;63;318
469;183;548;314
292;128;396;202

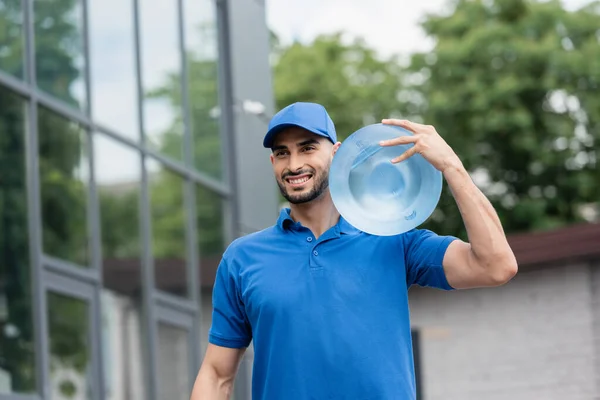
277;170;330;204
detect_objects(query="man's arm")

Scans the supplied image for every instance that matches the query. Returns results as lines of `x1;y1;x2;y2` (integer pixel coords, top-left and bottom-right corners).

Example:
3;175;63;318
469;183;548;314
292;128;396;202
380;119;518;289
440;163;518;289
190;344;246;400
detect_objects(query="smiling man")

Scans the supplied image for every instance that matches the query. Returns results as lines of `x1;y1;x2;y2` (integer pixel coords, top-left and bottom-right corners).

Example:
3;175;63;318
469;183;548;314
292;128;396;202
190;102;518;400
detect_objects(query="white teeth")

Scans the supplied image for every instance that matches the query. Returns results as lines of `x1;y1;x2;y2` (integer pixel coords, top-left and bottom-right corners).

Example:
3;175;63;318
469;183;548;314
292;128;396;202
289;176;310;184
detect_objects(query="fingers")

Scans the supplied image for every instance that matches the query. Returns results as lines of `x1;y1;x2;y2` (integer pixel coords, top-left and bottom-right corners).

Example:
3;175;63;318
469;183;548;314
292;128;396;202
379;135;417;147
382;119;435;135
391;146;418;164
382;118;418;133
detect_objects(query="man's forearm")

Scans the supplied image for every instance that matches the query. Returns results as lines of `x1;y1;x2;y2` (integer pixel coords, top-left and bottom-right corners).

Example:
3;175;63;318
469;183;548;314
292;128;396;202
190;367;235;400
442;160;517;275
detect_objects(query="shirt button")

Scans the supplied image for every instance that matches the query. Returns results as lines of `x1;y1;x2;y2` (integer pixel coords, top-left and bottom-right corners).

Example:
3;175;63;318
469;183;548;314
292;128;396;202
313;250;318;256
307;237;313;242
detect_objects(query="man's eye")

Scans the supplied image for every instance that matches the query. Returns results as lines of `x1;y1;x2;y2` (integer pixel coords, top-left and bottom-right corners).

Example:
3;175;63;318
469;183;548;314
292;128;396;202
303;146;315;152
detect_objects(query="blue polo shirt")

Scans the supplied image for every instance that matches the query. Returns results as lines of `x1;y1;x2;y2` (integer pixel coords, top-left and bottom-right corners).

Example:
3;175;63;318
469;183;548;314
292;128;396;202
208;208;457;399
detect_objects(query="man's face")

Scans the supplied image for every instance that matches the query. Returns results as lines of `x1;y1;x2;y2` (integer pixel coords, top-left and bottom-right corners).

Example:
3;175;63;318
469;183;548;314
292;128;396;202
270;127;339;204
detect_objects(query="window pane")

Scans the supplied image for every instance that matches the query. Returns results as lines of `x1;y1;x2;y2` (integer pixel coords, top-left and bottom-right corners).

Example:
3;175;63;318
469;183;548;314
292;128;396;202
89;0;138;141
140;0;183;161
94;134;147;400
0;87;35;394
184;0;223;179
149;161;187;297
197;185;225;354
197;185;225;257
34;0;86;110
47;292;92;400
0;0;25;78
157;323;190;400
39;106;90;267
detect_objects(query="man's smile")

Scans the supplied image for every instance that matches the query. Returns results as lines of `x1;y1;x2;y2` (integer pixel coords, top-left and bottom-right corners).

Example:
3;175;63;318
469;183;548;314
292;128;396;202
285;174;313;188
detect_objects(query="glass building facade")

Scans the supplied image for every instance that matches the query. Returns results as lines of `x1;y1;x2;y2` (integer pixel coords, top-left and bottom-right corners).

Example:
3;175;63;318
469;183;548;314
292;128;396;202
0;0;275;399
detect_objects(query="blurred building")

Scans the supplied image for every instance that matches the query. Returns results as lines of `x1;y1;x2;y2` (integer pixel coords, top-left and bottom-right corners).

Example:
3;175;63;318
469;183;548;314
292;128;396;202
3;1;600;400
0;0;276;400
410;222;600;400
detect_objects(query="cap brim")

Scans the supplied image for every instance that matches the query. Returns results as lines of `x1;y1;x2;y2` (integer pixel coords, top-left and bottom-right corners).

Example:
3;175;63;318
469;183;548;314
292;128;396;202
328;123;442;236
263;123;331;148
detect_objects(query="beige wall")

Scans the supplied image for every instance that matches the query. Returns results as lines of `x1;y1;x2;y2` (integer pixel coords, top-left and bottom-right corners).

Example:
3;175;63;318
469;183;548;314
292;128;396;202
408;260;600;400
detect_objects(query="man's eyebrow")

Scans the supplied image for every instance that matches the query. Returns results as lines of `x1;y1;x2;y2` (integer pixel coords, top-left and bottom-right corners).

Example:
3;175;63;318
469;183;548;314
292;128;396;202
298;139;320;147
272;139;320;152
272;144;287;152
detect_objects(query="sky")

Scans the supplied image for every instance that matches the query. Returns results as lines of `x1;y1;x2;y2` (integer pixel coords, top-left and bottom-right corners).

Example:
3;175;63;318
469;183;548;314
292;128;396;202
95;0;453;185
265;0;450;58
92;0;591;185
265;0;592;57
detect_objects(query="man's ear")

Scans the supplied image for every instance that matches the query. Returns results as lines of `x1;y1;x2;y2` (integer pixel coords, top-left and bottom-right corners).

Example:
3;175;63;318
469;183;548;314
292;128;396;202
270;153;275;165
332;141;342;157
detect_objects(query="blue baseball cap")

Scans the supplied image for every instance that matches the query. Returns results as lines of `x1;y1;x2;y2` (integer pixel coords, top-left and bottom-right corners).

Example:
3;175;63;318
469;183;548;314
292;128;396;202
263;102;337;148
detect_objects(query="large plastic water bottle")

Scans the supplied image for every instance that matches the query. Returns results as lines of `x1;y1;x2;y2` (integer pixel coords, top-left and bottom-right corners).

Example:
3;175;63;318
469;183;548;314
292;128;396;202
329;123;443;236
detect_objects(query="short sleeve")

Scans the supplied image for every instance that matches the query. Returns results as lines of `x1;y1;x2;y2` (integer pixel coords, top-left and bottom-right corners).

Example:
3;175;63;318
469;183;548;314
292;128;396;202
401;228;458;290
208;257;252;348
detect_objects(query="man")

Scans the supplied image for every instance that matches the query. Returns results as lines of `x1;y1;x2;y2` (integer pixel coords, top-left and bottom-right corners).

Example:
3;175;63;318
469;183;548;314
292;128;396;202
190;102;517;399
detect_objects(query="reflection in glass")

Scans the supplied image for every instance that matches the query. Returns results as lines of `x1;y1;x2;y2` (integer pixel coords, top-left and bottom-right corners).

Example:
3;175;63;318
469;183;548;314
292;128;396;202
39;106;90;266
196;185;226;355
88;0;138;141
34;0;86;110
197;185;225;258
149;161;187;297
94;134;147;400
0;0;25;78
0;87;35;394
139;0;183;161
184;0;222;179
47;292;91;400
157;323;190;400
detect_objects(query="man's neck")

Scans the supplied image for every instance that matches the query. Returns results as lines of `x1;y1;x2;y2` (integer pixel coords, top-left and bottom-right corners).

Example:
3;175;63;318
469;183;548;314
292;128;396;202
288;192;340;239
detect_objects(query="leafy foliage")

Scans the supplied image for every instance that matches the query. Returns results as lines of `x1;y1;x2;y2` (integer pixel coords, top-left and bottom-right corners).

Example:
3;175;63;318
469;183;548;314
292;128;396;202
273;33;406;140
401;0;600;237
271;0;600;239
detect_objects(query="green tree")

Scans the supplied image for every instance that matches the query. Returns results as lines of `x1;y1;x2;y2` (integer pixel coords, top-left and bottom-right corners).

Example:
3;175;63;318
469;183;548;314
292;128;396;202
0;0;89;395
0;0;32;388
402;0;600;237
273;33;406;140
144;20;225;260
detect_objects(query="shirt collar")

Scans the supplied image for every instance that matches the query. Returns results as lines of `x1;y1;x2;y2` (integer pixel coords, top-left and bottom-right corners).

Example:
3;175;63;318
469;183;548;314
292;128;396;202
276;207;360;235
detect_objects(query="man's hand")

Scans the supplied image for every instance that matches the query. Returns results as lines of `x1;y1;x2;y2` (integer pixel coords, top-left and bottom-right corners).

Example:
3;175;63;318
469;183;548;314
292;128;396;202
379;119;462;173
378;118;518;289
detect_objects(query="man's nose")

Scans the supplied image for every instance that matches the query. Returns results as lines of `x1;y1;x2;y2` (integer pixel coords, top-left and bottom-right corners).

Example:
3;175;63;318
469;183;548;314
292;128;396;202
288;154;304;172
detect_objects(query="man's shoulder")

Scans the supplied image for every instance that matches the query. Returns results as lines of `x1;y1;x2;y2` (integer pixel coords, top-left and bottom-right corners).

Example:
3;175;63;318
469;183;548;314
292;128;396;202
223;224;281;258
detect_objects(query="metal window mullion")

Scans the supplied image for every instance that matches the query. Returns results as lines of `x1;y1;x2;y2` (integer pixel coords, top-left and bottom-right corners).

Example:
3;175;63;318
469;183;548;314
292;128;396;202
23;0;51;398
81;0;105;393
177;0;193;169
215;0;240;241
177;0;202;378
81;0;92;116
43;254;101;283
132;0;158;399
43;271;95;301
0;69;32;97
0;394;40;400
185;178;202;375
20;0;29;84
145;148;230;196
154;290;197;315
156;306;194;330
